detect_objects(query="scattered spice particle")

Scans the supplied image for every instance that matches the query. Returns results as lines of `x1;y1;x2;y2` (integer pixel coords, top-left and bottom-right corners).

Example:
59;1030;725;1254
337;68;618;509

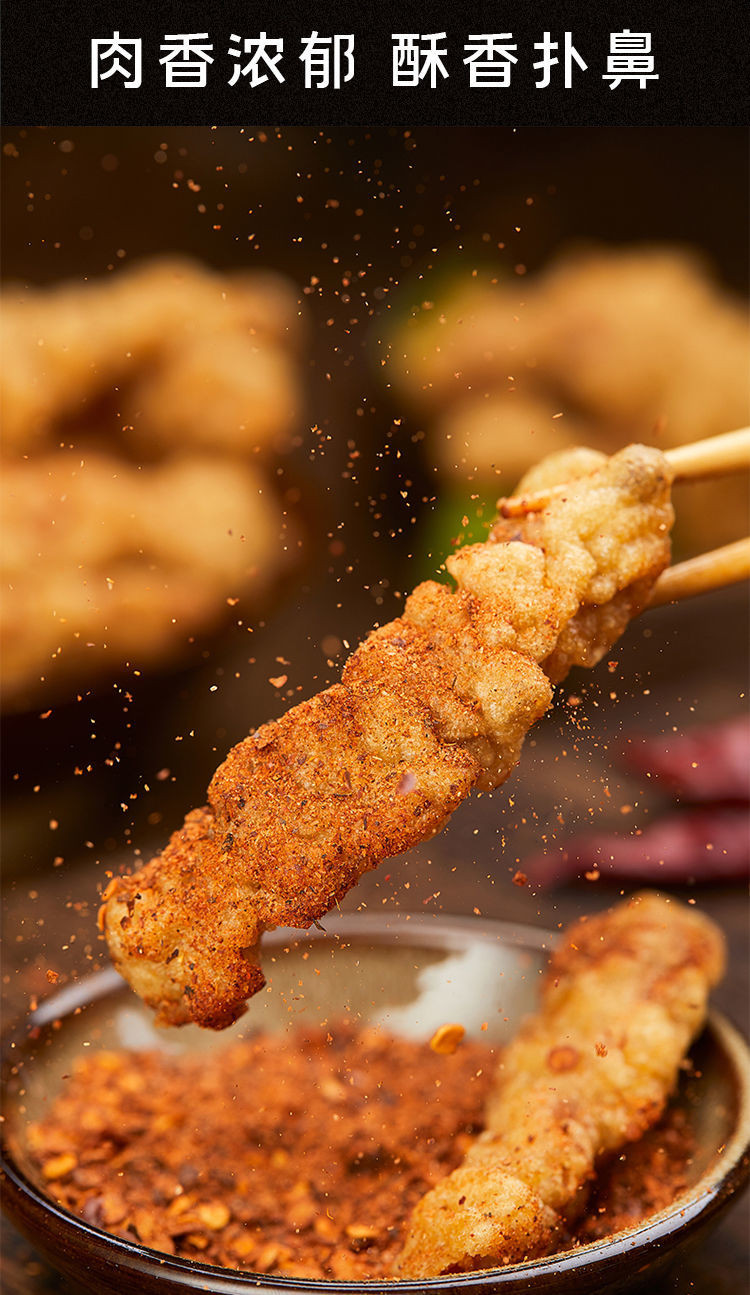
429;1023;466;1055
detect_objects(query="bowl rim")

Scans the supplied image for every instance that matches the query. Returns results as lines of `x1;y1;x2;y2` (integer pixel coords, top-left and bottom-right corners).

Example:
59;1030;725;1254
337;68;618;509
2;909;749;1291
9;909;556;1033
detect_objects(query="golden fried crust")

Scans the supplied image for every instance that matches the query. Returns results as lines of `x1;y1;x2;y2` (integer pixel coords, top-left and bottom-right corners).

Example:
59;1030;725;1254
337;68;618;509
103;685;480;1027
395;894;725;1277
1;452;285;705
101;446;674;1029
1;259;302;453
388;251;749;557
209;682;480;928
102;809;268;1030
1;259;303;705
490;444;674;681
397;1166;559;1276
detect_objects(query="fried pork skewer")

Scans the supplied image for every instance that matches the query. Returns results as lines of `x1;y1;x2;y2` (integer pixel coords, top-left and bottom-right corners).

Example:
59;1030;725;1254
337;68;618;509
498;424;750;519
395;892;725;1277
101;443;675;1027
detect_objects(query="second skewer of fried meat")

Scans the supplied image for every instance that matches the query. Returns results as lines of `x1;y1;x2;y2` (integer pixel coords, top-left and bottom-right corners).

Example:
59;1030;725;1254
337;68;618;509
395;892;725;1277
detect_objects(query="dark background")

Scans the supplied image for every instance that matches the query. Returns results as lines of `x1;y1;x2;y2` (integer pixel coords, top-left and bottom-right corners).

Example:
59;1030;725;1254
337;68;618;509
3;1;749;126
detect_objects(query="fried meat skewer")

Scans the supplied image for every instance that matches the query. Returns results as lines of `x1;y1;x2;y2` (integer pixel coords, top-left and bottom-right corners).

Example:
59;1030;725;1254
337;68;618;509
395;892;725;1277
499;425;750;519
100;444;674;1028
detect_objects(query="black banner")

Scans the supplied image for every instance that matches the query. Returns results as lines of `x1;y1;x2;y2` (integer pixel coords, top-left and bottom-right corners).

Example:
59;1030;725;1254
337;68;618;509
3;0;749;127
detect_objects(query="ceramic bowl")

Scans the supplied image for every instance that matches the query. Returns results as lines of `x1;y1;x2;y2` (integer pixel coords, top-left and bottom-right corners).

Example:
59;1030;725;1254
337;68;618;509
2;912;749;1294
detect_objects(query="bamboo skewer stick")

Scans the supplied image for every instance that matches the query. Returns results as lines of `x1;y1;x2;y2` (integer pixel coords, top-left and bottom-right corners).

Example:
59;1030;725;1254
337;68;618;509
648;538;750;609
665;426;750;480
499;426;750;519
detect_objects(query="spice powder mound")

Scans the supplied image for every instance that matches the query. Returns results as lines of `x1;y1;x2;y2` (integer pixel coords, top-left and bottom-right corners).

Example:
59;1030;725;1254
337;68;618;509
26;1022;695;1279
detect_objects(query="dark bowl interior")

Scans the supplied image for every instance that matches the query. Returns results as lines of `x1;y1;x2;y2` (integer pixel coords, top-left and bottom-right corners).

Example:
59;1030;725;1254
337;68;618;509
2;913;749;1294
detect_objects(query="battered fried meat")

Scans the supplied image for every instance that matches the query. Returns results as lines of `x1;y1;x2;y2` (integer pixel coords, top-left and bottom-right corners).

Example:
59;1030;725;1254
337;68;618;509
1;259;304;705
100;445;673;1028
2;259;301;454
1;452;284;704
395;893;725;1276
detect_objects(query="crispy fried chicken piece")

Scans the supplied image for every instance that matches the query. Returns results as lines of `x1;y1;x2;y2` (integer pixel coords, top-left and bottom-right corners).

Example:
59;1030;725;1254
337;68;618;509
1;259;301;454
1;452;285;704
100;445;674;1028
1;259;304;706
395;892;725;1277
388;248;749;551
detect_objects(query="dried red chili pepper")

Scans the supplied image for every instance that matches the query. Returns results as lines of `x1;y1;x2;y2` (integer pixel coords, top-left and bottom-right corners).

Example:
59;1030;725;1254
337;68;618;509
620;716;749;804
526;807;749;885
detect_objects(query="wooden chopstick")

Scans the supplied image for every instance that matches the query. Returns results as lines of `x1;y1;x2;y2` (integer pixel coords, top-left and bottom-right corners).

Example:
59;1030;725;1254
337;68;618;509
648;538;750;609
499;426;750;519
665;426;750;480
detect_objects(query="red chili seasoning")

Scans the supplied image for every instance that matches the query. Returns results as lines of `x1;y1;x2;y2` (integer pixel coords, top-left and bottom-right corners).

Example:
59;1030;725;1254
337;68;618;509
27;1022;695;1278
